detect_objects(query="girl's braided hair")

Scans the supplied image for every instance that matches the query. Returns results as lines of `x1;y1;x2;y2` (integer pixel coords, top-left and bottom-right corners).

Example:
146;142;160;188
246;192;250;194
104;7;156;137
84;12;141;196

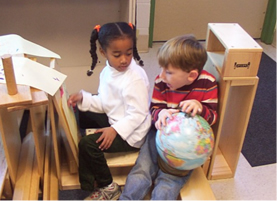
87;22;143;76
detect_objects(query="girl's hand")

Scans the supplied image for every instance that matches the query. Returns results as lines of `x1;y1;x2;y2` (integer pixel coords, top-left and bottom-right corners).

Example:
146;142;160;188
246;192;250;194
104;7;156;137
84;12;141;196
95;127;117;150
179;99;202;117
155;109;179;130
67;92;83;107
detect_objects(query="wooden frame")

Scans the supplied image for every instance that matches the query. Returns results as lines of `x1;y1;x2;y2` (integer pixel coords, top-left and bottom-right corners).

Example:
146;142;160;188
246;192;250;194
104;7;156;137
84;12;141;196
0;56;58;199
204;23;262;180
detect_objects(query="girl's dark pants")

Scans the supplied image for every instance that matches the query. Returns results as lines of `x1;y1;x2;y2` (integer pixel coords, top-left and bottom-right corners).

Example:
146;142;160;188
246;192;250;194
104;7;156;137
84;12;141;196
78;110;139;191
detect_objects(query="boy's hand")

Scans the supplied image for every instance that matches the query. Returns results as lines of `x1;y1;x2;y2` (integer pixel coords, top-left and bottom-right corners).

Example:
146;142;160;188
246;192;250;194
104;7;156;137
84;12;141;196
95;127;117;150
179;99;202;117
67;92;83;107
155;109;179;130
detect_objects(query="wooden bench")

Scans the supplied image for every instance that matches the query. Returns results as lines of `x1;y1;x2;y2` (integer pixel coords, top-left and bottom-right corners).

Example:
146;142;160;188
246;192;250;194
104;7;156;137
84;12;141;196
60;131;215;200
106;151;215;200
47;87;215;199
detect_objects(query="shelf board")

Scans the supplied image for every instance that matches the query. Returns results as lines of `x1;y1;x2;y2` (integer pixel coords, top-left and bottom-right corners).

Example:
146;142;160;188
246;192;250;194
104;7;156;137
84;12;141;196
208;23;262;51
60;163;133;190
0;84;32;108
207;51;224;75
7;87;48;112
105;151;138;168
210;148;233;180
60;151;139;190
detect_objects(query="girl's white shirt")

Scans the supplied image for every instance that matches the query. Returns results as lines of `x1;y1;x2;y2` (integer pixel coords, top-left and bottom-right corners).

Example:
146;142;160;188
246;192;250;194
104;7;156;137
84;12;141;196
78;58;151;148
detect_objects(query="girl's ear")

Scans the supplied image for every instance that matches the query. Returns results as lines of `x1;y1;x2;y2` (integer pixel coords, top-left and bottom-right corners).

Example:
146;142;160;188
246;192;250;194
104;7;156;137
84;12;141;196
99;47;106;58
188;70;199;82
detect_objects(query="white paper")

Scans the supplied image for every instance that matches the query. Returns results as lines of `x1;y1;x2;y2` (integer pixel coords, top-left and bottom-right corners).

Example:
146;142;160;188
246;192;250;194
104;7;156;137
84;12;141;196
60;84;79;148
0;34;61;59
0;57;66;96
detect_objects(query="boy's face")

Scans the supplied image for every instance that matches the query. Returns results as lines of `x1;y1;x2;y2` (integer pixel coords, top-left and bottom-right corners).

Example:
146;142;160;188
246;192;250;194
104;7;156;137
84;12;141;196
101;38;133;72
159;64;198;90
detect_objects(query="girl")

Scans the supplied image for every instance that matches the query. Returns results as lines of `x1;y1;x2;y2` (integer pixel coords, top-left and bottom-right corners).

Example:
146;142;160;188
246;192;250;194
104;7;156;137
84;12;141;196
67;22;151;200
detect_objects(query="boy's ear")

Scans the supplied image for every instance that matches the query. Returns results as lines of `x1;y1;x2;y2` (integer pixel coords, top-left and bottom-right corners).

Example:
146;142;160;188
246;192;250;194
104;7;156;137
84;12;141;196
188;70;199;82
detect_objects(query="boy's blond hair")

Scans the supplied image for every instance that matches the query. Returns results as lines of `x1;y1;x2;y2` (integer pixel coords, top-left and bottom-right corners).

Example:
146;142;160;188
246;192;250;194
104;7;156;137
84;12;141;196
157;34;207;72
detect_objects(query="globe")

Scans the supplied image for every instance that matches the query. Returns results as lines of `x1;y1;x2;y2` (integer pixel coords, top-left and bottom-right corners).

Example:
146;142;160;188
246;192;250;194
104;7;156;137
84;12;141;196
156;112;214;171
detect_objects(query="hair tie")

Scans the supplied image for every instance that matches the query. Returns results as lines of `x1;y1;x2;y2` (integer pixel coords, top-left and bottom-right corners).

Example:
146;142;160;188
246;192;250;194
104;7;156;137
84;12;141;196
128;23;134;30
94;25;101;33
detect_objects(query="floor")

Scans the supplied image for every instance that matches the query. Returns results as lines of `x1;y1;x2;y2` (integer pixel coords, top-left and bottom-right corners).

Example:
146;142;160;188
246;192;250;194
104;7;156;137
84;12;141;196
139;39;277;200
207;40;276;200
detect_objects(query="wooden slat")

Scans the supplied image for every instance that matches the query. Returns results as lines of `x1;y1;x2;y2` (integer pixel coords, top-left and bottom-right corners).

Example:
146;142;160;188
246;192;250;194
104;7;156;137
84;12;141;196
29;151;40;200
12;133;35;200
29;105;47;181
61;129;78;174
7;88;48;112
43;135;51;200
48;96;62;182
201;157;211;176
0;108;21;187
179;167;216;200
49;135;59;200
0;166;7;199
0;84;32;109
0;130;7;198
52;92;79;165
1;172;13;200
43;129;59;200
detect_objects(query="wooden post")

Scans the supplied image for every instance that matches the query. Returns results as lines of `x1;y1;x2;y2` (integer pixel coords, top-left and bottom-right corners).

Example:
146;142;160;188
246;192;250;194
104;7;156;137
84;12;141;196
1;56;18;95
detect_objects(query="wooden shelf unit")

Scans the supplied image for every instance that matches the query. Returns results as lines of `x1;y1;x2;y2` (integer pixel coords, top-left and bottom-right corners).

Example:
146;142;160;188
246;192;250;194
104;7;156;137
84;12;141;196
204;23;263;180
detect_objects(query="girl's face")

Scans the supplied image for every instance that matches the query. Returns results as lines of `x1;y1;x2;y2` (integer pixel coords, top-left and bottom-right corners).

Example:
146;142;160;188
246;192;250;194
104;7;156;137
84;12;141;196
159;64;198;90
101;38;133;72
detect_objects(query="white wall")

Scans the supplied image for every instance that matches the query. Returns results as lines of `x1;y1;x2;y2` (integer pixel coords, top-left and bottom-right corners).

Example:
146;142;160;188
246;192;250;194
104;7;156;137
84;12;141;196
153;0;268;41
136;0;151;52
0;0;131;94
0;0;269;94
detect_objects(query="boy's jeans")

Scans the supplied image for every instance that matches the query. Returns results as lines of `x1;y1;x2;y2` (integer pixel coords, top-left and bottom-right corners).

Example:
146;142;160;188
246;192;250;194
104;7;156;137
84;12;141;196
120;126;193;200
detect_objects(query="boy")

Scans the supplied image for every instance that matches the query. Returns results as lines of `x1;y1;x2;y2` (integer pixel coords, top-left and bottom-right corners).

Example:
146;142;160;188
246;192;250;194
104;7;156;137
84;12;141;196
120;34;218;200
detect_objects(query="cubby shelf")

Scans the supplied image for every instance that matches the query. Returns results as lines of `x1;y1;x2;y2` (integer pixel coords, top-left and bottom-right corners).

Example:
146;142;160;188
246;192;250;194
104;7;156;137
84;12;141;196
204;23;262;180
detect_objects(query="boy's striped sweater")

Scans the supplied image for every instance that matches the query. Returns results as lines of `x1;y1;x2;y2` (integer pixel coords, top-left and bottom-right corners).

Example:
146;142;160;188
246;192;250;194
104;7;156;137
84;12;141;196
150;70;218;125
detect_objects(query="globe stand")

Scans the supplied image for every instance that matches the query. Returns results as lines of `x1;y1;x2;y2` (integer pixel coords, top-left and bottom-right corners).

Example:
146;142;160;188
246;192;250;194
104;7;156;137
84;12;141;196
158;155;191;177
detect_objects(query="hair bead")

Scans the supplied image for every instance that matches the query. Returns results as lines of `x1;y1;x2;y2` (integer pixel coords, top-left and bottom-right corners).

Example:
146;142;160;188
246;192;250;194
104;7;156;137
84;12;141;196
128;23;134;30
94;25;101;33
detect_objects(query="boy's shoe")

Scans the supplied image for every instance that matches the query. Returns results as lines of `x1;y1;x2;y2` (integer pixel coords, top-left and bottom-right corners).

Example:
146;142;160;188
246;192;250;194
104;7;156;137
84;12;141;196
84;182;121;200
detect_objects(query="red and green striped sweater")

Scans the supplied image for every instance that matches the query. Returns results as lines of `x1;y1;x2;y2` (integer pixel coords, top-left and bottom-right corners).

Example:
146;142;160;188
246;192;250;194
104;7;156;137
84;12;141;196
150;70;218;125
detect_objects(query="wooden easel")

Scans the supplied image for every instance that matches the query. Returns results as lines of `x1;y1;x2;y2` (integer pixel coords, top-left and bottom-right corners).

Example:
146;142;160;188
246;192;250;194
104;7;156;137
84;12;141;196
0;56;49;200
47;84;80;190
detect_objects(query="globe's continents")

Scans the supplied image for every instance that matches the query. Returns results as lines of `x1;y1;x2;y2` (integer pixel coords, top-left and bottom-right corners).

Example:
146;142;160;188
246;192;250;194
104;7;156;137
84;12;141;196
156;112;214;170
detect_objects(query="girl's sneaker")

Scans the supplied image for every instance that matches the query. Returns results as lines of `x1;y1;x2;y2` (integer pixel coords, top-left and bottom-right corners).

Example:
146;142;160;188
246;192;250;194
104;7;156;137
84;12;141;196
84;182;121;200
